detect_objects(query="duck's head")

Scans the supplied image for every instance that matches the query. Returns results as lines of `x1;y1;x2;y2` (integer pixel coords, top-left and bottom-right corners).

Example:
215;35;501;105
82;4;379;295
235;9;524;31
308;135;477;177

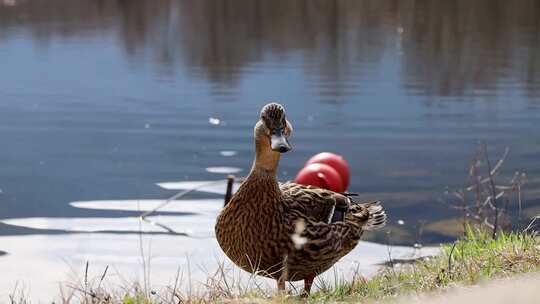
256;102;293;153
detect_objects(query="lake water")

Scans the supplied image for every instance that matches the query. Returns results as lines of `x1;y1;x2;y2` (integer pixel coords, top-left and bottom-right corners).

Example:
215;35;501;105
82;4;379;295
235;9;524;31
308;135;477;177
1;0;540;248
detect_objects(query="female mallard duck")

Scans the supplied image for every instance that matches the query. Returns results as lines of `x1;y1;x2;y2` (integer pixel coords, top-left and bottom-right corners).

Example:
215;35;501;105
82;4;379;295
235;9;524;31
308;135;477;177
215;102;386;295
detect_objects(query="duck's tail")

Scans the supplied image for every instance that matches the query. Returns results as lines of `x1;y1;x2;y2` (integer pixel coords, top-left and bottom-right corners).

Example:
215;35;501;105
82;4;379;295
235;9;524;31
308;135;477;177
362;201;386;231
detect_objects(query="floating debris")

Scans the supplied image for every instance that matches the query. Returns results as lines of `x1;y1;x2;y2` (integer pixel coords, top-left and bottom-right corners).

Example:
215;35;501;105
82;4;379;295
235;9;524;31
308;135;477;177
397;220;405;225
205;166;242;174
208;117;221;125
144;123;151;129
220;150;237;157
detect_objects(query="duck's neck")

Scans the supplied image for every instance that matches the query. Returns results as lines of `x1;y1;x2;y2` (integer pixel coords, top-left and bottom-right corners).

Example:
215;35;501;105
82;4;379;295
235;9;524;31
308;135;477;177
251;136;280;174
244;135;281;189
229;130;281;208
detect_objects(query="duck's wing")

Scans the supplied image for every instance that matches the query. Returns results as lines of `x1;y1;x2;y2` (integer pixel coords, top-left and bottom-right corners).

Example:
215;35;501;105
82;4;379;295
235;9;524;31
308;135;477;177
280;181;352;223
280;182;386;259
289;201;386;263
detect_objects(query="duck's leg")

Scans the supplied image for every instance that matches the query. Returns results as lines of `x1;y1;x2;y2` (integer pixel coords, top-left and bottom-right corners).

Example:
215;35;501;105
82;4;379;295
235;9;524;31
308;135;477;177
277;278;286;291
277;260;288;293
301;274;316;297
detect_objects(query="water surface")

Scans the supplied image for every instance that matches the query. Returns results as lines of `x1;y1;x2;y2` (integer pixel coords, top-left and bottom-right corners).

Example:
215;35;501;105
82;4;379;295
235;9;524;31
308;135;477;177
0;0;539;244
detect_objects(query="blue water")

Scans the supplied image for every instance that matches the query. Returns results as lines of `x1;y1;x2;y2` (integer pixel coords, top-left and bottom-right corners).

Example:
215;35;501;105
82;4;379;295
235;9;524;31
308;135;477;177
0;0;539;243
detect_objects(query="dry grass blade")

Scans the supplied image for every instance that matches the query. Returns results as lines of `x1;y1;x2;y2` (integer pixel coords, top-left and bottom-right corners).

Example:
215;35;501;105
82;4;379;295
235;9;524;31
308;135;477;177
84;261;89;296
524;216;540;233
97;265;109;290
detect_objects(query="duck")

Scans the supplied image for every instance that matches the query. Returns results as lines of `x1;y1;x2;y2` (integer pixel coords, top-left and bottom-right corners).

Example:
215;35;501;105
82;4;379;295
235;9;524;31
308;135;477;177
215;102;386;296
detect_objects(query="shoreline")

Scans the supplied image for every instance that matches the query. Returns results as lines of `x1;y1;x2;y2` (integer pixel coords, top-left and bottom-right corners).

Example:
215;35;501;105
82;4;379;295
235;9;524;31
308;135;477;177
0;233;437;301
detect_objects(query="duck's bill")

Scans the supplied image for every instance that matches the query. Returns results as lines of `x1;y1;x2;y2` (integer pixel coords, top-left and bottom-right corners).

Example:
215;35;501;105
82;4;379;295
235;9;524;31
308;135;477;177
271;133;291;153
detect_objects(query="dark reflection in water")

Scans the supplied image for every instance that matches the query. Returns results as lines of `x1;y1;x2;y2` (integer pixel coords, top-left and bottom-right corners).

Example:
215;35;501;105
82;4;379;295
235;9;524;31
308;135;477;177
2;0;539;96
0;0;539;243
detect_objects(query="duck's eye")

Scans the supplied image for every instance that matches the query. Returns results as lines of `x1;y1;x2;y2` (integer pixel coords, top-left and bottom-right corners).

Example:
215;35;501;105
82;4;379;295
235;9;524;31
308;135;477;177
271;128;283;136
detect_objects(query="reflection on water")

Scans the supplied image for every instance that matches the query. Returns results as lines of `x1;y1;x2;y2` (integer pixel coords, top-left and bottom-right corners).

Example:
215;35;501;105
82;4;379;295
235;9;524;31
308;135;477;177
2;0;540;96
0;0;539;244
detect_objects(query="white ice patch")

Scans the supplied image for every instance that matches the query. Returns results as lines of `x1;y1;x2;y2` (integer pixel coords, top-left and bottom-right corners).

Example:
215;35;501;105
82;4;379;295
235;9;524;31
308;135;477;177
205;166;242;174
0;216;215;236
70;199;222;214
156;180;240;195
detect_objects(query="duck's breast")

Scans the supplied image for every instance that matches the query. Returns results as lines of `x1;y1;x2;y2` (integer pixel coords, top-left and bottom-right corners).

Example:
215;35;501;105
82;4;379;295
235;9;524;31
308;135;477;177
215;199;288;277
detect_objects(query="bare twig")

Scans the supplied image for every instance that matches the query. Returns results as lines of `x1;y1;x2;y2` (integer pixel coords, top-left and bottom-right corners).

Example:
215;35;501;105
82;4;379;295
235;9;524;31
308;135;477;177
490;147;510;176
482;144;501;238
140;179;243;234
444;144;526;236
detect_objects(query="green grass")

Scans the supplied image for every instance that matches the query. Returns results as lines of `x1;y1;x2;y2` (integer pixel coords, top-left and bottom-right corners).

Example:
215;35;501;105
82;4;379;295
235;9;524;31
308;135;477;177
308;228;540;303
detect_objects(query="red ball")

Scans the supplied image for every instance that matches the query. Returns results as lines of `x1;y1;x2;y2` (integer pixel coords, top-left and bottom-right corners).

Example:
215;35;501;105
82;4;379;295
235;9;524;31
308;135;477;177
305;152;350;191
294;163;345;192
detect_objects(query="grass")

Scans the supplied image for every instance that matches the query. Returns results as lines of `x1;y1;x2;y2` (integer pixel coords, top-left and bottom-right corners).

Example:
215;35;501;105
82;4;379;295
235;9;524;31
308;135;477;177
307;227;540;303
20;228;536;304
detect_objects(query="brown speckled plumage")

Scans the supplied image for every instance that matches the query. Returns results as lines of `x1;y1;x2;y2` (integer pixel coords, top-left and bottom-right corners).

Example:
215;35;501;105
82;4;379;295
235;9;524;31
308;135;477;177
215;102;386;294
